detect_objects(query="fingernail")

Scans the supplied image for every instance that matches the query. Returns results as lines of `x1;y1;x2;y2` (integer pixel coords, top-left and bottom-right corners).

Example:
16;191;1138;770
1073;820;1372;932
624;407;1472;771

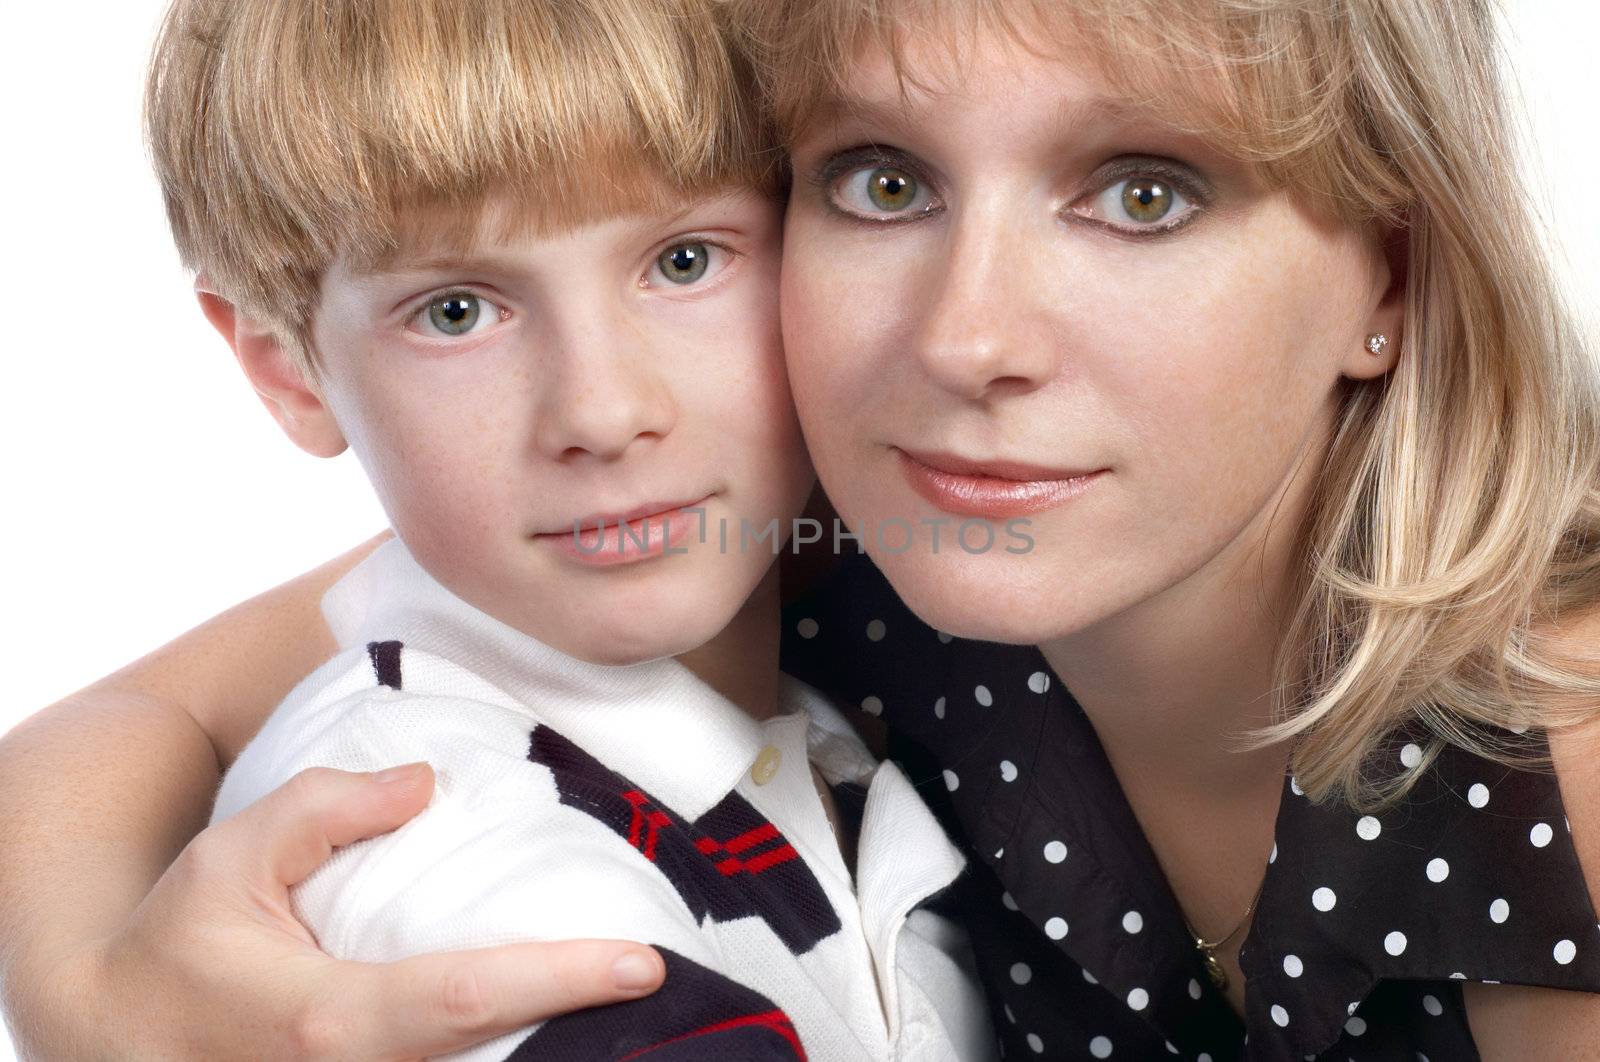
611;951;660;991
372;762;425;785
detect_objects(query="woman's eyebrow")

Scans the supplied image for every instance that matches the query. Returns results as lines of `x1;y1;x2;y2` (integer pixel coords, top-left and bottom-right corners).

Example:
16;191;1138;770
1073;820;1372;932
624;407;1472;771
802;88;1165;145
801;94;918;142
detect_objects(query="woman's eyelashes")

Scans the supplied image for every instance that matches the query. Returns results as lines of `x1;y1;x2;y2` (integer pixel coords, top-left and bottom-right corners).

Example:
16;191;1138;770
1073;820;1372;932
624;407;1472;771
408;291;507;339
813;146;1210;235
816;148;941;222
1067;161;1210;236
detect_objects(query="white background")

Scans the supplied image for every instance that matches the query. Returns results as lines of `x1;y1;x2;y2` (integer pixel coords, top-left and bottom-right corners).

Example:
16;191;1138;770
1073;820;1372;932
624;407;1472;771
1;2;1596;1058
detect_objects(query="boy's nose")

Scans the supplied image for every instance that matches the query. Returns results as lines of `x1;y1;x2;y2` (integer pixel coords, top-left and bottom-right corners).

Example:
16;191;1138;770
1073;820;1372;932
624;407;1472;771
533;351;677;462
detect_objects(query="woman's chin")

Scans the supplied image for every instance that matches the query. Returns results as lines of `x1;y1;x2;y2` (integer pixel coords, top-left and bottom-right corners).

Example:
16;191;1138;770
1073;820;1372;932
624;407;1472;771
870;552;1119;648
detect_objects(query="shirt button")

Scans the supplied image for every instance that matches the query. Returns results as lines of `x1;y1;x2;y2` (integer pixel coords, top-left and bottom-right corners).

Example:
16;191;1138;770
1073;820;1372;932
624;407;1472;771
751;745;782;785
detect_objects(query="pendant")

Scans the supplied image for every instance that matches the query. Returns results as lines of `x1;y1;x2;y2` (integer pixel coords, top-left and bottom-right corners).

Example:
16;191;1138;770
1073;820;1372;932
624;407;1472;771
1201;950;1230;992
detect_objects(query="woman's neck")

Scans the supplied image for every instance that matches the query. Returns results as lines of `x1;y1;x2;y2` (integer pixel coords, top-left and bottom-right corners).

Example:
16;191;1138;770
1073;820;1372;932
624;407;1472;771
1039;425;1329;800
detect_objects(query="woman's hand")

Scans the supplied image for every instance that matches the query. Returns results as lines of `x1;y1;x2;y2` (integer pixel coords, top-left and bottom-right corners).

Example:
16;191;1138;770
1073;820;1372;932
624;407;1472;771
15;764;663;1061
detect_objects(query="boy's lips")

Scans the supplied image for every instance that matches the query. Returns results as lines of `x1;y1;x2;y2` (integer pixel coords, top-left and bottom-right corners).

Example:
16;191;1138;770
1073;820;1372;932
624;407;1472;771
539;494;716;535
533;494;715;567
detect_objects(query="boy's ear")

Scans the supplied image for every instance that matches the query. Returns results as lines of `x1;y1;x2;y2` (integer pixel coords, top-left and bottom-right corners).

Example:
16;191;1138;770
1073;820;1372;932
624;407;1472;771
195;279;347;458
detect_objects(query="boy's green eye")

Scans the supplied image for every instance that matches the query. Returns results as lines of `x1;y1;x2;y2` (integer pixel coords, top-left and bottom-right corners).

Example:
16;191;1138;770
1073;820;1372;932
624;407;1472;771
427;294;482;335
657;243;710;285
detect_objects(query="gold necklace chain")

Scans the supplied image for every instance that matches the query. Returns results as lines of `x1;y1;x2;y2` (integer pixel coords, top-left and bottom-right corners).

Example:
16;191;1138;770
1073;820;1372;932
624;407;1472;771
1181;874;1267;994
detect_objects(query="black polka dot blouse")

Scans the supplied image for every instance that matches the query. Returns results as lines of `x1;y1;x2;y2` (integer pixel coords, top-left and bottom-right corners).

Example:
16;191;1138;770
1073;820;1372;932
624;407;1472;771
779;554;1600;1061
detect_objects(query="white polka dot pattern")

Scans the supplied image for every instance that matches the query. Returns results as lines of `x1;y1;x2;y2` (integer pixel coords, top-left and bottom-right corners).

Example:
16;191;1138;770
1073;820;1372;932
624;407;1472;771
777;563;1600;1062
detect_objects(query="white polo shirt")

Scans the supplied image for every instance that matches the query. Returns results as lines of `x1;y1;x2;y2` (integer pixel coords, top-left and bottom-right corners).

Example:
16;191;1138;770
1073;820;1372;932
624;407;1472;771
212;539;996;1061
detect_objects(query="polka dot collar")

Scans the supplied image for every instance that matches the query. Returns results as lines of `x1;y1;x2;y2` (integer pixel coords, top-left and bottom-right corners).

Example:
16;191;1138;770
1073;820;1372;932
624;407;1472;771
780;553;1600;1059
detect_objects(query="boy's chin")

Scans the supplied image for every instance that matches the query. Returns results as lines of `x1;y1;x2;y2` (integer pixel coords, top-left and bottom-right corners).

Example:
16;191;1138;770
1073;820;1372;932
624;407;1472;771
552;622;722;668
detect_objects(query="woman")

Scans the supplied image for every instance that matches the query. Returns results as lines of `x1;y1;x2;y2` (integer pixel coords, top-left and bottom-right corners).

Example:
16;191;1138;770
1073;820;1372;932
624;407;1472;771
4;0;1598;1058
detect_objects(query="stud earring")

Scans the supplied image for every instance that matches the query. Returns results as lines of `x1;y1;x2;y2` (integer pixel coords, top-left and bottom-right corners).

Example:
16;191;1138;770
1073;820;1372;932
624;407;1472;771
1365;333;1390;356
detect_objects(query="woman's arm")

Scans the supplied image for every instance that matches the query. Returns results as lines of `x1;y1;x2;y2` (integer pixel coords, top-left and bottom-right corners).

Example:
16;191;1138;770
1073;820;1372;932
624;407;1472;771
0;532;662;1059
1;534;384;1001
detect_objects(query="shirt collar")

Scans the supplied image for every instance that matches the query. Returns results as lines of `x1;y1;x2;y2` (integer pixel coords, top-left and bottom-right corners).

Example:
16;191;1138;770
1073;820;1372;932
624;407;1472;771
781;553;1600;1057
322;537;779;819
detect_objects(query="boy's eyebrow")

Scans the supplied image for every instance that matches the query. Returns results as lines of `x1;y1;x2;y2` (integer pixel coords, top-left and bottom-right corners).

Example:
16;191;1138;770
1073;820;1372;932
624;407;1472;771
360;251;521;280
355;200;719;282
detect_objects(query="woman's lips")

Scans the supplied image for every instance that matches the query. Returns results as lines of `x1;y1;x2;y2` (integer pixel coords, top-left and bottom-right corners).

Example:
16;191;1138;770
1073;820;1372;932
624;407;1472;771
536;496;711;567
896;448;1106;519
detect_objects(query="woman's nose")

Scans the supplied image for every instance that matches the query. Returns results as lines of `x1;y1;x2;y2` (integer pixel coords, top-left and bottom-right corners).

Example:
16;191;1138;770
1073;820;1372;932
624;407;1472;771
911;212;1066;401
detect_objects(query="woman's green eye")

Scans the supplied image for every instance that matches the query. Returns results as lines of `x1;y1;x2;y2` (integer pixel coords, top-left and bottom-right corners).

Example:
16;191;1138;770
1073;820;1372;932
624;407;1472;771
1120;178;1174;223
1070;171;1199;234
829;160;935;219
867;167;919;212
657;242;710;284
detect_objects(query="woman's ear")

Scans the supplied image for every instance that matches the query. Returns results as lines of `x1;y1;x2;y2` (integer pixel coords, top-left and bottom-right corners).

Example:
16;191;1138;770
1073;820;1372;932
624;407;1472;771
1342;223;1408;382
195;280;348;458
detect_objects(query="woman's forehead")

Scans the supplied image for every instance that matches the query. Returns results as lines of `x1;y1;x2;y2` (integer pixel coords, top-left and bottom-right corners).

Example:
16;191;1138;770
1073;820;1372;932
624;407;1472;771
794;22;1241;158
790;9;1246;146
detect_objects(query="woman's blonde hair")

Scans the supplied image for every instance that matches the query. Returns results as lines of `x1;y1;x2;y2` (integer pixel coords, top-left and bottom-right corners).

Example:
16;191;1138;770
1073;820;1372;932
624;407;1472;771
146;0;778;379
730;0;1600;806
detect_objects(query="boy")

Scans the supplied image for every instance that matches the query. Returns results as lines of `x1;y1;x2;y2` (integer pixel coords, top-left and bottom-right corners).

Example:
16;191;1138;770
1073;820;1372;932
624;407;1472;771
144;0;997;1058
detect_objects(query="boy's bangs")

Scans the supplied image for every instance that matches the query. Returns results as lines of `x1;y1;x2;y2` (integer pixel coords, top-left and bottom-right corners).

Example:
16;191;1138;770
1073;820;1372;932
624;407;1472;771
357;161;710;279
148;0;777;349
234;0;769;251
737;0;1424;222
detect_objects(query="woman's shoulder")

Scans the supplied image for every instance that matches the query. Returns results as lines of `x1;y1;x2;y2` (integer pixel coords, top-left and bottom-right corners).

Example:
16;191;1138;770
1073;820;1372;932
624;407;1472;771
1463;705;1600;1057
1460;608;1600;1060
1542;606;1600;913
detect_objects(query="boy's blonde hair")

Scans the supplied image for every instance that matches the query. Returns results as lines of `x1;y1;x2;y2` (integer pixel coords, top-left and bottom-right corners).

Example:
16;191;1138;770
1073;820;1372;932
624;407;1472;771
146;0;779;378
731;0;1600;807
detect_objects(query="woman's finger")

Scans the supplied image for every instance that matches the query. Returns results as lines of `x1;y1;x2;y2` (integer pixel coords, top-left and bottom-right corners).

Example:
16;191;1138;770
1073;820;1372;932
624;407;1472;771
328;940;666;1059
212;762;437;889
